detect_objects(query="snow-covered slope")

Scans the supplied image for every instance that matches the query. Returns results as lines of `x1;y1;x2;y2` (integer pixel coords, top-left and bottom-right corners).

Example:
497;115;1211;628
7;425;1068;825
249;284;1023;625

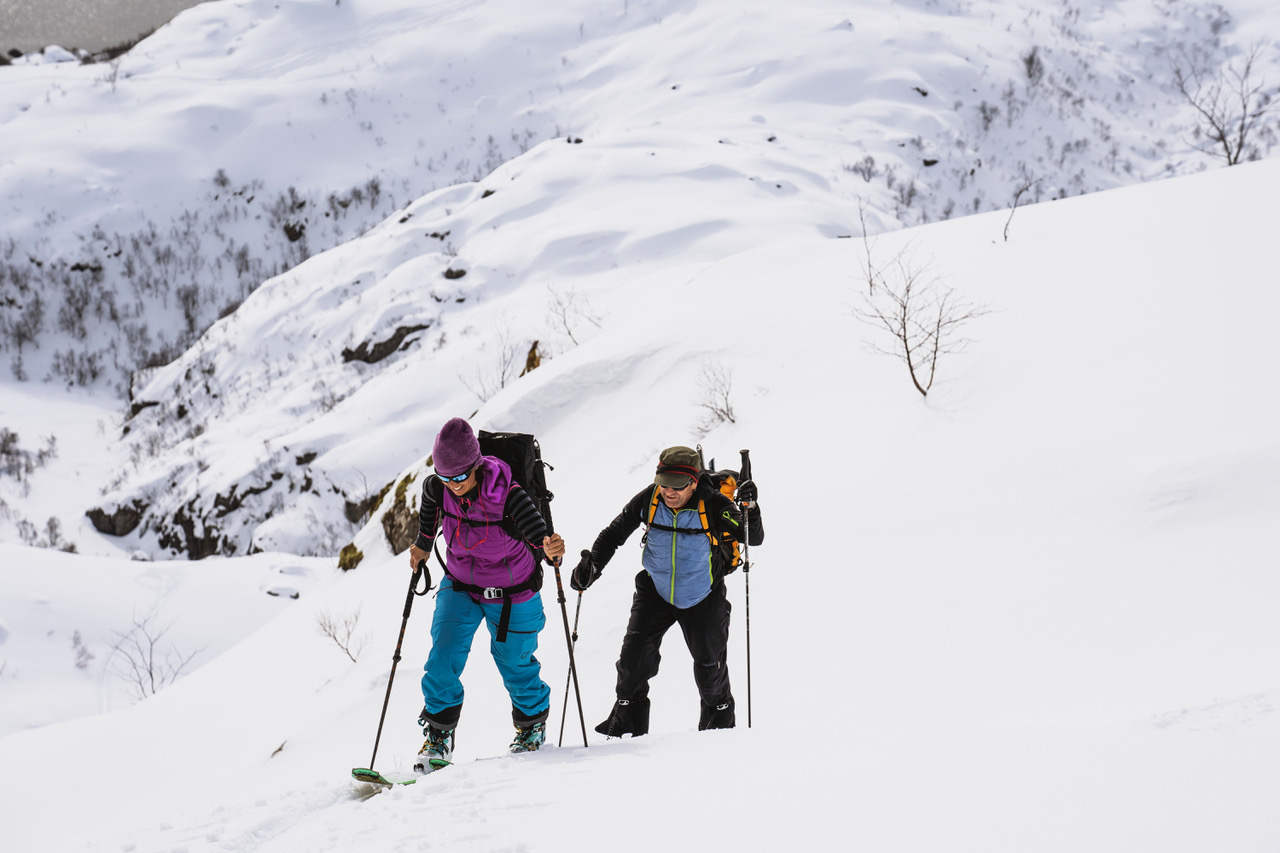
3;0;1278;559
1;150;1278;852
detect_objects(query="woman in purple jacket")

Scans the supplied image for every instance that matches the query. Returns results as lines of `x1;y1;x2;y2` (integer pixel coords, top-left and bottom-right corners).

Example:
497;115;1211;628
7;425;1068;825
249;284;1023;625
406;418;565;772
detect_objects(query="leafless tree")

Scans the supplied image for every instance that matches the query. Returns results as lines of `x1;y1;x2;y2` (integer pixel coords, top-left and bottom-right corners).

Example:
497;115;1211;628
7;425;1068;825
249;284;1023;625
694;360;737;436
108;615;203;701
546;284;602;346
317;607;366;663
1004;175;1039;242
1172;42;1278;165
854;233;989;398
460;319;522;402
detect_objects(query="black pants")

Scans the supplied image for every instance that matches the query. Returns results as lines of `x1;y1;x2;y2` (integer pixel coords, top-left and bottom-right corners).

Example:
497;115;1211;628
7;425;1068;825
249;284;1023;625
614;570;733;711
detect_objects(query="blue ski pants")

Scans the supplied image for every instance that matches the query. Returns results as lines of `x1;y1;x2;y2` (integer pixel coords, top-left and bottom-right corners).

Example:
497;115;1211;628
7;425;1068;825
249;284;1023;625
420;578;551;728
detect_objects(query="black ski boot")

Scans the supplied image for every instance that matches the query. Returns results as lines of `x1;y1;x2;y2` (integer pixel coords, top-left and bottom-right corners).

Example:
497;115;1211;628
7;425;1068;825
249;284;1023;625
698;698;736;730
594;697;650;738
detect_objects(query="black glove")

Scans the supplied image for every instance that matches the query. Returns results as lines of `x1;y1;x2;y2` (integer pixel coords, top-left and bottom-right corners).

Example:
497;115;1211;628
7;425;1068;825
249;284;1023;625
570;549;600;591
737;479;758;504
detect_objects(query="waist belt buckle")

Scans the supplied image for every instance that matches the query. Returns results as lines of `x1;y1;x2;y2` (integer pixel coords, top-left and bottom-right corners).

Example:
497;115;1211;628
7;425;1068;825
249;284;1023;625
483;587;504;600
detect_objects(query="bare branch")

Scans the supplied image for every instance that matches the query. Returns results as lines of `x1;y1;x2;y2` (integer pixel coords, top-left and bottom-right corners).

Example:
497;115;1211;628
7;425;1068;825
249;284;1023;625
459;319;522;402
1004;176;1039;242
317;607;365;663
1172;42;1278;165
693;360;737;436
546;284;602;346
852;240;989;397
107;615;203;701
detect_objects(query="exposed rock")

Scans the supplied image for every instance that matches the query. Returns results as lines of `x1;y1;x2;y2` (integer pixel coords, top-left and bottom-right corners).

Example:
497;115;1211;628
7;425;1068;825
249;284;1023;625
380;474;418;555
157;499;227;560
341;323;430;364
213;480;274;517
338;542;364;571
86;499;149;537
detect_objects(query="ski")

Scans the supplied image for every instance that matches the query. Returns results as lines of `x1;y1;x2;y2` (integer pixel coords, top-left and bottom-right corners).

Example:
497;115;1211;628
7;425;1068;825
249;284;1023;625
351;767;420;788
353;740;571;794
352;747;550;787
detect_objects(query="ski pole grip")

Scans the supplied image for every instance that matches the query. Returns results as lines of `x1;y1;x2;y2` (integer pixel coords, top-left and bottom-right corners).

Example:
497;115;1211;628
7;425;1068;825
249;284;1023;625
739;448;752;484
406;560;429;617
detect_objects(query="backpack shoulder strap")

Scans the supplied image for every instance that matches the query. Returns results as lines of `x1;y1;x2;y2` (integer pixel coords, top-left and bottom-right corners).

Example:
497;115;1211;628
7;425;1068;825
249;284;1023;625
696;499;719;546
645;485;661;526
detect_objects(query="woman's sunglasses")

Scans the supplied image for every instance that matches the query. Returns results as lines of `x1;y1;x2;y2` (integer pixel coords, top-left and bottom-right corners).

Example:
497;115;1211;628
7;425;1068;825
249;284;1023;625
438;468;473;483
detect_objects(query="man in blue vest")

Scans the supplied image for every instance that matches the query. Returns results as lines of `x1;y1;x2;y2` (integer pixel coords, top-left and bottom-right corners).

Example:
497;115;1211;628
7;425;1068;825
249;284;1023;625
572;446;764;735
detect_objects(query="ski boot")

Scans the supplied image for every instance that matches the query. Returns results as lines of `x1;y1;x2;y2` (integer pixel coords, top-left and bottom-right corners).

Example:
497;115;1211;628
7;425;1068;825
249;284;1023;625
594;697;650;738
414;725;455;773
509;721;546;753
698;697;736;731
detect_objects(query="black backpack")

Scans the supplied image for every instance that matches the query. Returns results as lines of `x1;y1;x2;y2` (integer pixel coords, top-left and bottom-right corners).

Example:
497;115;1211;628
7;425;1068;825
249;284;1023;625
477;430;556;536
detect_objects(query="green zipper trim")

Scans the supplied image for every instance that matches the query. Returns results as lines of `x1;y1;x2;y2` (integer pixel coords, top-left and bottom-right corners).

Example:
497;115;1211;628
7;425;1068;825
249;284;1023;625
669;508;687;602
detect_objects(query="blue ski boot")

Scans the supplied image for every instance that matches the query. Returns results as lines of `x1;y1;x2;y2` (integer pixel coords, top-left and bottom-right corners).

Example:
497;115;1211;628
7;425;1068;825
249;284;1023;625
414;726;454;773
509;721;546;753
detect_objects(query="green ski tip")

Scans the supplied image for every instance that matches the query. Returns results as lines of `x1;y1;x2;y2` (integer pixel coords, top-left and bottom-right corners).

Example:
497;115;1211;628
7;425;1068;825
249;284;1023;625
352;767;417;787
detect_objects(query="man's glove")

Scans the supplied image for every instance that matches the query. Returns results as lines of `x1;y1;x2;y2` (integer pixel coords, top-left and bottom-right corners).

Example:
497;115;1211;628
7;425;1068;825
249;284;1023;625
570;549;601;591
737;479;758;504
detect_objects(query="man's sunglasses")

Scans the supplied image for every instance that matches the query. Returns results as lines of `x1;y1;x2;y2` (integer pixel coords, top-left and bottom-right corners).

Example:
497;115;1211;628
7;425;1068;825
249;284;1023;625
438;468;473;483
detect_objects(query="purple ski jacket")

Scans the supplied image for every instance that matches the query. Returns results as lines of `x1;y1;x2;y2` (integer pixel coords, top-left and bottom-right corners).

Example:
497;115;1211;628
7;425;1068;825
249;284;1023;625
414;455;547;603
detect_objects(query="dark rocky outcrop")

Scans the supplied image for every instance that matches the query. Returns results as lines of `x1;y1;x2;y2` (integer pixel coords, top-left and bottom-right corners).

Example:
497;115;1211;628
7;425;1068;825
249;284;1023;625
341;323;430;364
86;499;149;537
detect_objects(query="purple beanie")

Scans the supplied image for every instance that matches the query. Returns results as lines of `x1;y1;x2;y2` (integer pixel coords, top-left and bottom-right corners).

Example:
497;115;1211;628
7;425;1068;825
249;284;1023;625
433;417;481;476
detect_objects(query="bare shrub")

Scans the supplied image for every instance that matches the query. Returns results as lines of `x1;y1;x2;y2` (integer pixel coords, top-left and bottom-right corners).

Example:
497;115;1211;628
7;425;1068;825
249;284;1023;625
694;360;737;436
1004;175;1039;242
177;284;201;336
1172;42;1278;165
853;204;989;397
1023;46;1045;86
844;156;878;182
108;615;203;701
977;101;1000;133
44;516;66;550
317;607;366;663
9;293;44;353
546;284;602;346
0;429;56;484
460;320;522;402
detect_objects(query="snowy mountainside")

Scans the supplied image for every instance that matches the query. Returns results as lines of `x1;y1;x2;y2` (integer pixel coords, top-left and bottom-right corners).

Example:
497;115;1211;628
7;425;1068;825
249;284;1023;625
2;0;1279;559
1;155;1279;851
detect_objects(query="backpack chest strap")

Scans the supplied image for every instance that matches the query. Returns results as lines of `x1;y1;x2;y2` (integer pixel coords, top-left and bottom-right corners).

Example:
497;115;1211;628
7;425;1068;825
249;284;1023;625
643;488;717;545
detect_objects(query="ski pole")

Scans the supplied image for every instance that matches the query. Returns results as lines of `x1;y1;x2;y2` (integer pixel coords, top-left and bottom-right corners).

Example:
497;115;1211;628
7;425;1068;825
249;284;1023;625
557;590;583;747
366;560;431;770
739;449;753;729
550;556;589;747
